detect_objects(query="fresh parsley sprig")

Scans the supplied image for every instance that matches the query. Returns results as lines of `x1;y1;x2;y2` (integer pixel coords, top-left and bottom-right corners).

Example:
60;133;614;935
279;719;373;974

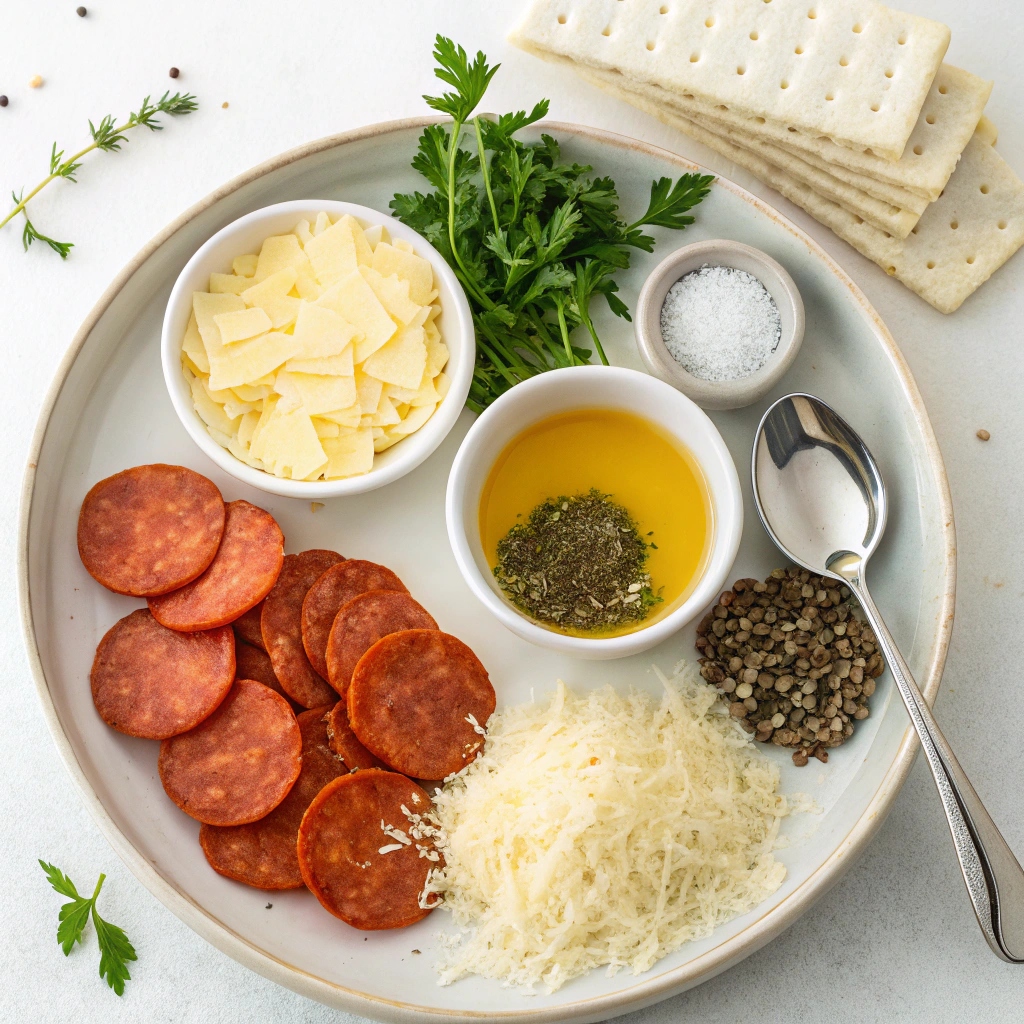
392;36;714;412
40;861;137;996
1;91;198;259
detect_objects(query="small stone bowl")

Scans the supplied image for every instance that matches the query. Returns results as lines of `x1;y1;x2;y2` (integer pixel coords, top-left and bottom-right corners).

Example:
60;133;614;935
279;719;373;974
634;239;805;411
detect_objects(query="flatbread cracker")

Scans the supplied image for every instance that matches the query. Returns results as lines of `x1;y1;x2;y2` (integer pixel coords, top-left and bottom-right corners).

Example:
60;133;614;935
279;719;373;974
526;36;988;200
512;0;950;160
689;63;992;201
684;108;922;237
975;115;998;147
587;71;1024;312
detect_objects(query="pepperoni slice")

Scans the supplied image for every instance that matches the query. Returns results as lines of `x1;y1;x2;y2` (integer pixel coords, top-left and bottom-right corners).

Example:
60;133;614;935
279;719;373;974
199;706;347;890
148;500;284;631
90;609;234;739
301;560;407;681
262;550;344;708
326;590;437;698
78;464;225;597
348;630;495;780
234;637;285;696
297;770;439;930
159;678;301;826
233;599;266;650
326;699;385;771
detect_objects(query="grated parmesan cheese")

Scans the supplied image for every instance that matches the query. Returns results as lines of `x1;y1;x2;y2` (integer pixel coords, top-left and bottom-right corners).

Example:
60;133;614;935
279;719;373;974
426;661;791;992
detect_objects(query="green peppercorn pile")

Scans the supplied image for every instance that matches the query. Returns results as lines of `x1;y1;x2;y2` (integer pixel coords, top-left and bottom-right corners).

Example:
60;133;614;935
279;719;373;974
695;567;885;766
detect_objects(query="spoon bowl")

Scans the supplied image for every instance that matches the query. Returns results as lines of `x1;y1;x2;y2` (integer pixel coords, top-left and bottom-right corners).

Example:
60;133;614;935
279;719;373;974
752;393;1024;965
752;394;885;576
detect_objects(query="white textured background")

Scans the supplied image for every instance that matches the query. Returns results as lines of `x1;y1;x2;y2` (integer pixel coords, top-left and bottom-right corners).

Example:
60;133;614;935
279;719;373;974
2;1;1023;1021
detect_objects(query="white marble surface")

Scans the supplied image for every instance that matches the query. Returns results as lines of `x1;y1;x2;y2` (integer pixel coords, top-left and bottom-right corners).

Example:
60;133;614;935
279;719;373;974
2;1;1023;1021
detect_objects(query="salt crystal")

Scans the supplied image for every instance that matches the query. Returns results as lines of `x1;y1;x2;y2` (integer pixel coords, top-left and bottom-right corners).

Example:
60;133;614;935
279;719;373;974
659;264;781;382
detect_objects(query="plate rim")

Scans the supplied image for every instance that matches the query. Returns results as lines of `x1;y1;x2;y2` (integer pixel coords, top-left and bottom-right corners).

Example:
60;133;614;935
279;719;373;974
17;115;956;1023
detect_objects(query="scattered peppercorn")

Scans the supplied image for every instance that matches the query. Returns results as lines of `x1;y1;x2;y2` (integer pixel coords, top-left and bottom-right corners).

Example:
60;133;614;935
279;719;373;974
0;96;8;108
695;567;884;766
169;67;180;79
76;6;87;15
976;429;991;441
29;75;44;89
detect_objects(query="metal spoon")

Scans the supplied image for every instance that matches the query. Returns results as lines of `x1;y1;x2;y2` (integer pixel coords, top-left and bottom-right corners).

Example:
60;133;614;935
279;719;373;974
752;392;1024;963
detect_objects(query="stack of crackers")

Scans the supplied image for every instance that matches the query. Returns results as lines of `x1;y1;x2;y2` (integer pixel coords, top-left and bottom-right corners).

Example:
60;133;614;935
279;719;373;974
512;0;1024;312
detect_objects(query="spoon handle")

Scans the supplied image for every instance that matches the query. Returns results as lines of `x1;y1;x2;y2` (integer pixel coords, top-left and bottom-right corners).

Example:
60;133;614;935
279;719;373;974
847;577;1024;963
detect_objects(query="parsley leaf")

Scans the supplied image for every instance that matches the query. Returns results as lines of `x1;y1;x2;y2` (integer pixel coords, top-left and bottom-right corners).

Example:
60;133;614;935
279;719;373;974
392;36;714;411
93;907;138;996
40;861;137;996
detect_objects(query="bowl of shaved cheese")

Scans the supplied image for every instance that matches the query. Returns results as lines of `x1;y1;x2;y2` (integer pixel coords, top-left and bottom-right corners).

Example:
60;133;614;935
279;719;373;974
161;200;474;498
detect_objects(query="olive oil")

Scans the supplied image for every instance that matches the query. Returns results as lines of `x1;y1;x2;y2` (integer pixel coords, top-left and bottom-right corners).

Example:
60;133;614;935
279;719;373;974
479;409;712;635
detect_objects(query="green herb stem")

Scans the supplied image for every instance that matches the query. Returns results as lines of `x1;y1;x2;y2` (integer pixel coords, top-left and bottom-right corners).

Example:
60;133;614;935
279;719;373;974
554;298;573;364
392;36;713;410
474;117;500;236
2;91;197;257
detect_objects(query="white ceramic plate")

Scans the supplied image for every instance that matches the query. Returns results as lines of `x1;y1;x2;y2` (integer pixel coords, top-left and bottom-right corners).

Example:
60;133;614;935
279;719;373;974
19;118;954;1024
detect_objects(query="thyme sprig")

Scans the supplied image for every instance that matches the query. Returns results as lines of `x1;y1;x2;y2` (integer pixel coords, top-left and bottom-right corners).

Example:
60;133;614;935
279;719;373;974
2;91;198;259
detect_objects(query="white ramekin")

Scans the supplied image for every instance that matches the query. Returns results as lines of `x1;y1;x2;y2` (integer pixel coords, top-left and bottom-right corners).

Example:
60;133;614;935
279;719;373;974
445;365;743;660
161;199;474;499
634;239;805;411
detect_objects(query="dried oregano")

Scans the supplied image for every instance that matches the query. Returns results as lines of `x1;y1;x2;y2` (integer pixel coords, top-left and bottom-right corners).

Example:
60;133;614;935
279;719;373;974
493;489;661;633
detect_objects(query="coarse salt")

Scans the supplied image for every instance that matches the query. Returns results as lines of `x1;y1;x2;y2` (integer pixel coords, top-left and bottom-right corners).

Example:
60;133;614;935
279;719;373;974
660;264;781;382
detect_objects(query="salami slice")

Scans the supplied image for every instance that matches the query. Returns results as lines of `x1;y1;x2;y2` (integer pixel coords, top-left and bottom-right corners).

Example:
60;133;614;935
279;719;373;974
325;590;437;698
301;560;407;681
149;500;284;631
326;699;385;772
78;464;225;597
297;770;439;930
90;609;234;739
159;678;301;826
348;631;495;780
200;705;347;889
262;550;344;708
233;599;266;650
235;638;286;697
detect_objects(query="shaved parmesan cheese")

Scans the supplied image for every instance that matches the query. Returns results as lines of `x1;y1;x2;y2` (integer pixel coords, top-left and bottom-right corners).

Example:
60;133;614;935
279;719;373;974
290;302;356;360
209;272;253;295
242;269;301;329
182;312;210;374
361;324;427;389
182;211;448;481
321;428;374;478
232;253;259;278
373;241;434;304
214;306;272;344
428;663;790;993
320;271;396;362
359;265;421;324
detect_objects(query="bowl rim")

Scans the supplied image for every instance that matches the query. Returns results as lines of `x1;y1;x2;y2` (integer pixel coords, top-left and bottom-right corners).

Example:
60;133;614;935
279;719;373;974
160;197;475;498
445;364;743;658
635;239;806;410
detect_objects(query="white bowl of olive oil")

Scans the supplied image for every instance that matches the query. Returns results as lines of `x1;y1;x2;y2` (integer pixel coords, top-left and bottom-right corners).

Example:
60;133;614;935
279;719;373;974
446;365;743;659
